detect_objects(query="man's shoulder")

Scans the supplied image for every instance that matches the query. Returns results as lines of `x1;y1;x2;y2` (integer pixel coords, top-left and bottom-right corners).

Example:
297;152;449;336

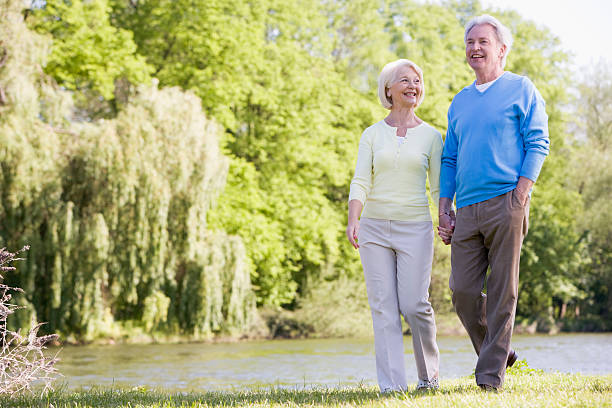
502;71;524;81
500;71;537;90
455;83;474;97
449;84;475;111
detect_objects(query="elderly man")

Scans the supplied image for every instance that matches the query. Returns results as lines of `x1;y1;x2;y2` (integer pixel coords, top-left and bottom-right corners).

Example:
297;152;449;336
438;15;550;391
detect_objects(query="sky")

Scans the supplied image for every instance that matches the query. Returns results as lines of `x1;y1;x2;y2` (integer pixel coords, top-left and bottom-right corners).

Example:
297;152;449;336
480;0;611;69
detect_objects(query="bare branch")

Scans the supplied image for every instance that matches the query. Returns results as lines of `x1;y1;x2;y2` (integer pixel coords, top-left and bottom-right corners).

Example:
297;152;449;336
0;246;60;396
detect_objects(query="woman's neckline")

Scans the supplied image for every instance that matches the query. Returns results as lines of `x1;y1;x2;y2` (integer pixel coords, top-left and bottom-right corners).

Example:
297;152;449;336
382;119;424;130
382;119;425;137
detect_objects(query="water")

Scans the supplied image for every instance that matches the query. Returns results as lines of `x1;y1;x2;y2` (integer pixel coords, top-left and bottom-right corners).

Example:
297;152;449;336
54;333;612;391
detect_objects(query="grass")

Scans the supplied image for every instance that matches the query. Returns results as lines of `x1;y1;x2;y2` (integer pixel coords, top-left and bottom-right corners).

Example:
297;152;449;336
1;366;611;407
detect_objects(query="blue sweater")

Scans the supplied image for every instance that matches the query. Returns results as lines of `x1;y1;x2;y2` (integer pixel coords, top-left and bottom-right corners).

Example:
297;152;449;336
440;72;550;208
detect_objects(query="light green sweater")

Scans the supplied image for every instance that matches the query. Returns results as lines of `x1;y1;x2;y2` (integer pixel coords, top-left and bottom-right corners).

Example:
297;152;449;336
349;120;442;222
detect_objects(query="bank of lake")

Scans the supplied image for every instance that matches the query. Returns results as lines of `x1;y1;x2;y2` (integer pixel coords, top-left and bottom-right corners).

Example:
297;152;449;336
3;369;611;408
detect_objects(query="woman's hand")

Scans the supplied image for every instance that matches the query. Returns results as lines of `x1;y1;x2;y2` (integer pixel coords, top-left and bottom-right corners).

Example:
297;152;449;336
438;198;455;245
346;220;360;249
347;200;364;249
437;217;455;245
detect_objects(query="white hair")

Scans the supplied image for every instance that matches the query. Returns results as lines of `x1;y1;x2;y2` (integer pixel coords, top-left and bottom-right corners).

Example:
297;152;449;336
377;59;425;110
464;15;513;68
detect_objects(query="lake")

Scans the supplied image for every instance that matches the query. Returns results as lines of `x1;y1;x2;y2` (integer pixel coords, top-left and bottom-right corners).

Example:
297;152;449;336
54;333;612;391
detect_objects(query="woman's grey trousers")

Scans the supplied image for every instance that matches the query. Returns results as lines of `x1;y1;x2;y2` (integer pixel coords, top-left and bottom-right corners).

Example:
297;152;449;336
358;217;439;392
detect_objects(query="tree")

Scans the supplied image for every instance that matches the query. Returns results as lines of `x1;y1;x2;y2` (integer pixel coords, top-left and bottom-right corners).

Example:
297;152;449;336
385;0;473;129
110;0;383;306
1;0;255;340
28;0;152;116
7;0;607;337
565;62;612;330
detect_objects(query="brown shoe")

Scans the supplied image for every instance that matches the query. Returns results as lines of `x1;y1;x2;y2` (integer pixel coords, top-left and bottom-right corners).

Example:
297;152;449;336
479;384;499;393
507;349;518;368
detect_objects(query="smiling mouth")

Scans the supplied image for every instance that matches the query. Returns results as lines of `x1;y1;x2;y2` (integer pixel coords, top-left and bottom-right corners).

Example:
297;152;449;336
471;55;484;59
404;92;417;97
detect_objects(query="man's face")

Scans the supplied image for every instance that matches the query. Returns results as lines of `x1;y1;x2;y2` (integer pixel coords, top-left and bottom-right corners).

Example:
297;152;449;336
465;24;505;74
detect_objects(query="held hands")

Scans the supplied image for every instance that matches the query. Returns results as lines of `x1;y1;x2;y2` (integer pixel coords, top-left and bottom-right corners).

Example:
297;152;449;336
435;179;532;246
346;220;360;249
438;197;455;245
437;211;456;245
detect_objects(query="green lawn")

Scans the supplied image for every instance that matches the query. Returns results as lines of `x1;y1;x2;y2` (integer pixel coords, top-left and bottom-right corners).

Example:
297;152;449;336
2;368;611;407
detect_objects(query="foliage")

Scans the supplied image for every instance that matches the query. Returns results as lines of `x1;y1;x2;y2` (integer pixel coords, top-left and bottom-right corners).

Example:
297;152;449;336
293;273;373;338
1;373;611;407
109;0;383;306
0;246;60;396
0;0;606;338
505;359;544;376
1;0;255;341
385;0;474;129
324;0;396;92
28;0;152;113
565;62;612;330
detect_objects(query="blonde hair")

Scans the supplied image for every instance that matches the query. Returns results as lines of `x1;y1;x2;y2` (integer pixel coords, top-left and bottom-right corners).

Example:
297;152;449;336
377;59;425;110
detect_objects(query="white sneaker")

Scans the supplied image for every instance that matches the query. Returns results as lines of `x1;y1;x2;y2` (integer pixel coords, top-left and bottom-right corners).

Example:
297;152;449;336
416;377;439;390
381;386;406;394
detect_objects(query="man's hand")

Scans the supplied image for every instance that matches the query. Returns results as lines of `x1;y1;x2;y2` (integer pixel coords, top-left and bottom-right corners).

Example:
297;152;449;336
515;176;534;206
438;212;455;245
438;197;456;245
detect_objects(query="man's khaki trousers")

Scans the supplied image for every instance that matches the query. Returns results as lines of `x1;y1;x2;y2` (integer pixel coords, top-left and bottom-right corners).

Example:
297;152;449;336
450;190;529;388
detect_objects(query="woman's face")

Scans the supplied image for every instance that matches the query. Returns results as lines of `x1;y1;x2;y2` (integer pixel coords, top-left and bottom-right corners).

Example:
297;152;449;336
387;66;422;108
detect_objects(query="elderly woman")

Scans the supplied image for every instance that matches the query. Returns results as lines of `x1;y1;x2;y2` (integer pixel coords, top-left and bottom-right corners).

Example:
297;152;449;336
346;59;441;392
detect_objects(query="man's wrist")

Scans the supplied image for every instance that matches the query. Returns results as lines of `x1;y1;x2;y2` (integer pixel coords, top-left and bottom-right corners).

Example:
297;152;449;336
438;197;455;217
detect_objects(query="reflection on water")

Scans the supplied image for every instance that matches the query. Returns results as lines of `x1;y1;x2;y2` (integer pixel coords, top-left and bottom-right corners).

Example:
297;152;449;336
54;333;612;391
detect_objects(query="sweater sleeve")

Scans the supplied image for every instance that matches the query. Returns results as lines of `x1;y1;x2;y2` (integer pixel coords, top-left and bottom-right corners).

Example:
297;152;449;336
428;130;443;208
519;80;550;182
348;129;373;205
440;109;458;200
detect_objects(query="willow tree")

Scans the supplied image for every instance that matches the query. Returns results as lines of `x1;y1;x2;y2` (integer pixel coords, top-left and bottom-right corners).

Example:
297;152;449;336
0;0;63;328
1;0;255;341
108;0;383;307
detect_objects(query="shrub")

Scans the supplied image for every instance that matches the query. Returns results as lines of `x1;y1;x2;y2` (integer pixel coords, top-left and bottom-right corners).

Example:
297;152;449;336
0;246;60;395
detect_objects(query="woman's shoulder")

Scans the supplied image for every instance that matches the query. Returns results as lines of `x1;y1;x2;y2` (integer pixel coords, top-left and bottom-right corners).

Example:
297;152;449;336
363;120;387;133
360;120;389;140
417;121;443;139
